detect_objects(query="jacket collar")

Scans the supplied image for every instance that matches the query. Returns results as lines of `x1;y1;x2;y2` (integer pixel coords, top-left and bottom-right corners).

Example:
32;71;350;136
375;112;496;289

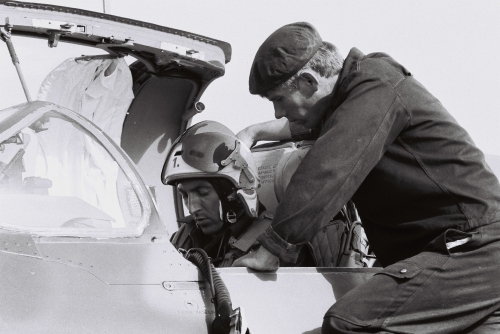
319;47;366;128
187;210;252;247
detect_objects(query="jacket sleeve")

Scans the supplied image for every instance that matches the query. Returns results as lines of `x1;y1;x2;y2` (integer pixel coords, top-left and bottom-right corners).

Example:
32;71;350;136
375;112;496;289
289;121;319;141
257;63;412;263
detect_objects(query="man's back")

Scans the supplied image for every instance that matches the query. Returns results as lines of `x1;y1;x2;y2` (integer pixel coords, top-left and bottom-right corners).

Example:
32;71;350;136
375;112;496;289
332;49;500;265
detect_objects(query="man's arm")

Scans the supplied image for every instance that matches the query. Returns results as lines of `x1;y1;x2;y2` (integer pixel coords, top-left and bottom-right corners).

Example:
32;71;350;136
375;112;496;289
236;118;291;148
257;66;412;264
232;245;279;271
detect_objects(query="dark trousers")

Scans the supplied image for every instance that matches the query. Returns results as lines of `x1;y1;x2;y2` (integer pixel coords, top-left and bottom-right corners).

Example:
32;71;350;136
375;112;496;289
322;222;500;334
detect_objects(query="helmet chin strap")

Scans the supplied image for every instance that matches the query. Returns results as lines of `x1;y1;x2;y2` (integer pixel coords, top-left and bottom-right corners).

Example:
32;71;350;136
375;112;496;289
219;200;223;221
237;189;259;218
220;199;238;224
226;210;237;224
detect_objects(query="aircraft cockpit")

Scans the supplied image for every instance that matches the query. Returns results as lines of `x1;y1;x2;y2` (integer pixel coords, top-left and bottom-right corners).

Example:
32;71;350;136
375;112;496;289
0;2;379;333
0;105;150;237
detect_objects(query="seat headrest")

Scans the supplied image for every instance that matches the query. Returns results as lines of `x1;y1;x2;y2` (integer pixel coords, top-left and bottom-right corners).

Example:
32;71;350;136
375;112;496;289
251;141;313;213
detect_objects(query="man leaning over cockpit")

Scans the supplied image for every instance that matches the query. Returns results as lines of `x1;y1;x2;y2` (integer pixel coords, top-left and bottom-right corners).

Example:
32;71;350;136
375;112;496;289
233;22;500;333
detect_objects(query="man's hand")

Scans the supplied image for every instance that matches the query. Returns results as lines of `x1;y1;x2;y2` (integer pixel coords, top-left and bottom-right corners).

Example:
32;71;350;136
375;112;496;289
232;246;279;271
236;126;256;148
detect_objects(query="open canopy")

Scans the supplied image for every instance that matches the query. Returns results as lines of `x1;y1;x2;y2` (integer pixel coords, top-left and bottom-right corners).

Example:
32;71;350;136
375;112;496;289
0;0;231;81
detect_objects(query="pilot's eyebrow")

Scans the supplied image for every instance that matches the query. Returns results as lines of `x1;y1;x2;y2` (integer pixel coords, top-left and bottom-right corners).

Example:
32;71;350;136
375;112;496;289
193;185;212;192
179;184;211;194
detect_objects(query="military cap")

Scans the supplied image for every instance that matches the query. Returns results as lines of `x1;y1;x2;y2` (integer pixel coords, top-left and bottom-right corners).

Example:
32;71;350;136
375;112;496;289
249;22;322;95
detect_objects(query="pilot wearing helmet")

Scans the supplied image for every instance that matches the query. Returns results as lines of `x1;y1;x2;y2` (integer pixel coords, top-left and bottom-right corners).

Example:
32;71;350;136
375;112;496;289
162;120;313;267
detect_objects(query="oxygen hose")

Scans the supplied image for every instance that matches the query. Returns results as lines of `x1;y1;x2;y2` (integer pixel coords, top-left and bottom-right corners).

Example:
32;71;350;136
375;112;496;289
183;248;233;334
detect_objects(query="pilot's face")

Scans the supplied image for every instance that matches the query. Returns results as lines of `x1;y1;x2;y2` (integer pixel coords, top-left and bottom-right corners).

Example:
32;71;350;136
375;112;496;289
177;179;224;236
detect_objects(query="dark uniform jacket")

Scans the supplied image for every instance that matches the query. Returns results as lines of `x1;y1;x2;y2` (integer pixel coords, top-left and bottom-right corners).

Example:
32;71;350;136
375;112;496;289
171;211;273;267
258;48;500;266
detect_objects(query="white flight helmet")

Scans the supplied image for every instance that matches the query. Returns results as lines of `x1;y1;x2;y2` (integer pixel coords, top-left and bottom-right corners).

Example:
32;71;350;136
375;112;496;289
162;121;260;218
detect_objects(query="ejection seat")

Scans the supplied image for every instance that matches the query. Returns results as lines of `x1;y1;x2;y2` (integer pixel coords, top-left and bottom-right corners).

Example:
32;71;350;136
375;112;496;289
251;141;373;267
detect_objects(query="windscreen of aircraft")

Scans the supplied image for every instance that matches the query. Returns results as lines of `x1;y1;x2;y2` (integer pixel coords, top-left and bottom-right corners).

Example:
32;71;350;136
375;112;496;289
0;109;150;237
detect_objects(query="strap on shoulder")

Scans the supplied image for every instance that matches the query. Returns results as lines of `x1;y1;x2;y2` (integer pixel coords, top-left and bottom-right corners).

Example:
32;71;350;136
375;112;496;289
232;211;273;253
170;217;196;249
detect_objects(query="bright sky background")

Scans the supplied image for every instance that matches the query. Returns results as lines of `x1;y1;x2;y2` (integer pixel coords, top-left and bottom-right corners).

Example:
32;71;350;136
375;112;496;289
1;0;499;155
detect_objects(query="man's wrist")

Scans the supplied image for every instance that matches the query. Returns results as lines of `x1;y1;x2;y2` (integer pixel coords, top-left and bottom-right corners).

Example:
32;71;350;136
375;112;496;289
256;226;301;264
247;124;262;142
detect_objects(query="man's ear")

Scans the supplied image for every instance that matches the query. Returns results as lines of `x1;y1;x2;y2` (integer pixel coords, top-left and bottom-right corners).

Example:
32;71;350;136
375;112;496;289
298;72;319;98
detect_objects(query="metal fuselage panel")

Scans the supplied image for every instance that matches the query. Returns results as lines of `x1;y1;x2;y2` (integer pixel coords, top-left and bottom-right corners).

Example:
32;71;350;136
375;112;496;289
0;245;377;334
220;267;377;334
0;251;211;334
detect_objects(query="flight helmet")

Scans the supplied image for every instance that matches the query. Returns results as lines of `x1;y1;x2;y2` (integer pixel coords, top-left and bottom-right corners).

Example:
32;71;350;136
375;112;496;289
162;121;260;218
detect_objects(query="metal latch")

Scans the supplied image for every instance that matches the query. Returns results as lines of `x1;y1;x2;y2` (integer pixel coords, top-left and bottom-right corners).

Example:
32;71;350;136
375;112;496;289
31;19;86;47
162;281;206;291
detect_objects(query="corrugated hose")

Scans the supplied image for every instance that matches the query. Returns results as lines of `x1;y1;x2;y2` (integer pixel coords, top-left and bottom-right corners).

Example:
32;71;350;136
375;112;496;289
182;248;233;334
